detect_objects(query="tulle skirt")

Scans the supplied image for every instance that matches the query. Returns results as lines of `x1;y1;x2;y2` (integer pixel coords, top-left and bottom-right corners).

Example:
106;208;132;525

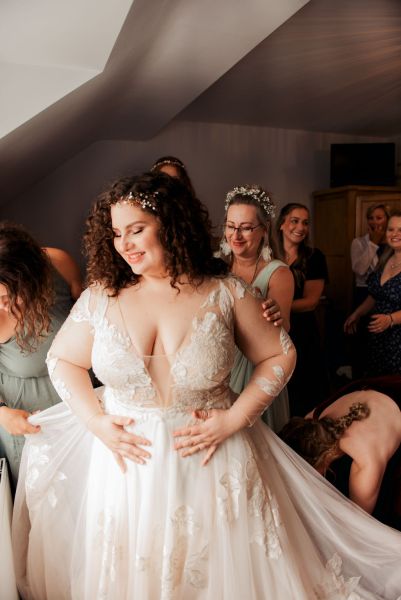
12;391;401;600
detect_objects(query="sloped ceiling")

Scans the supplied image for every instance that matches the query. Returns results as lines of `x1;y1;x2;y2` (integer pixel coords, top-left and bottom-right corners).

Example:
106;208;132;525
0;0;309;202
1;0;401;205
0;0;134;139
180;0;401;136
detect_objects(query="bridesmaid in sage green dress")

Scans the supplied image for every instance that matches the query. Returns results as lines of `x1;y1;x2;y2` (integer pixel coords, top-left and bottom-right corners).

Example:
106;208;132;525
216;185;294;432
0;224;82;489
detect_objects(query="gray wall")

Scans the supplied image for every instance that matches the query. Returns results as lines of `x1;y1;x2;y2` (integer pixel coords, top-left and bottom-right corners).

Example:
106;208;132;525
1;119;390;268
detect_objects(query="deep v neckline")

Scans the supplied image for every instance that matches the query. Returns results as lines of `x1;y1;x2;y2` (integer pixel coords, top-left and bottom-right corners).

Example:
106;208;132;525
115;281;218;361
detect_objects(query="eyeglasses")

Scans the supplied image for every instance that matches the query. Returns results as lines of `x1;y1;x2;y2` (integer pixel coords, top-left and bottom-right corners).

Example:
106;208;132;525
225;224;262;236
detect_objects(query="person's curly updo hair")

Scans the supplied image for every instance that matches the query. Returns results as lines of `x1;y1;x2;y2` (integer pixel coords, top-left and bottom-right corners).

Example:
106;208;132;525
0;222;54;351
84;171;228;294
280;402;370;475
151;155;196;198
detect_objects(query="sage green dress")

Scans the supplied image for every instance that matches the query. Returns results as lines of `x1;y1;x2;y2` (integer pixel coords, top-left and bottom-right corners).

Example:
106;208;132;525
0;270;73;488
230;260;290;432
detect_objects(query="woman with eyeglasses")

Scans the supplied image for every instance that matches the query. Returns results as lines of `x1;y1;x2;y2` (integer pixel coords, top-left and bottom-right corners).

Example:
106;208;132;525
276;203;330;416
217;185;294;432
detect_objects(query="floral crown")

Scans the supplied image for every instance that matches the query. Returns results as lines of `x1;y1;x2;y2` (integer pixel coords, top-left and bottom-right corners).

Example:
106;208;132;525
118;191;159;212
224;186;275;218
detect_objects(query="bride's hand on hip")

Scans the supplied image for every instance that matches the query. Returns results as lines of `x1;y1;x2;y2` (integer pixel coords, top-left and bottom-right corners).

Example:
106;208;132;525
87;414;151;473
173;409;236;466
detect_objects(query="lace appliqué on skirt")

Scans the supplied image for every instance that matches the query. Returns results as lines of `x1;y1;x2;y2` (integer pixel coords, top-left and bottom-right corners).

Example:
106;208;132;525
217;454;283;559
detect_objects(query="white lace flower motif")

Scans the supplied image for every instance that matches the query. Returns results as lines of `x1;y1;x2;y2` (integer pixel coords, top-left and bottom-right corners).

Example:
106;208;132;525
315;553;362;599
280;328;294;355
217;458;243;522
255;365;285;398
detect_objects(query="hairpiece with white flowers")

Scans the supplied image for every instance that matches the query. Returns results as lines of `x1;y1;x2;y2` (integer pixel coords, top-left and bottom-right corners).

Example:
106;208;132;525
224;185;275;218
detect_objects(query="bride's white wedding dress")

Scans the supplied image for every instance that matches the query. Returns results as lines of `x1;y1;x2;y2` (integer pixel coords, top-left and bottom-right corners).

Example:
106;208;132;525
12;278;401;599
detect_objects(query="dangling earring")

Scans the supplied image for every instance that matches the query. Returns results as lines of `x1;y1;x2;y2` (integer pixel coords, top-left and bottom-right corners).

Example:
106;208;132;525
215;238;231;258
261;244;272;262
220;239;231;256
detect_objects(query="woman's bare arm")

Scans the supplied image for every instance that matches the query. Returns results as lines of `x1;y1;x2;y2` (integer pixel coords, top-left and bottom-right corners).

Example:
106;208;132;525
348;458;386;514
266;266;294;331
44;247;83;299
291;279;324;313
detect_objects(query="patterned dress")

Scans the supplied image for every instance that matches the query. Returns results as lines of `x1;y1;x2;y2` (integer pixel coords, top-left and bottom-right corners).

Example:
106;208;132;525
367;269;401;375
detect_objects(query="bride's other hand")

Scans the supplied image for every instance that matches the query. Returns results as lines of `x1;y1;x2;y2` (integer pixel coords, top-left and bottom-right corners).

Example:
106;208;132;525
173;409;237;466
86;414;152;472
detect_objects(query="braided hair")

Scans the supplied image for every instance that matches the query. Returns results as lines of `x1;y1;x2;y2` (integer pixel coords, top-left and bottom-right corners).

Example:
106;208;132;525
280;402;370;474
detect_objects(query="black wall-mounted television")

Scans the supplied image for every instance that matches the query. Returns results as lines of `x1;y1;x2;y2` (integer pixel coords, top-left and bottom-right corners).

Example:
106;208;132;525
330;143;396;187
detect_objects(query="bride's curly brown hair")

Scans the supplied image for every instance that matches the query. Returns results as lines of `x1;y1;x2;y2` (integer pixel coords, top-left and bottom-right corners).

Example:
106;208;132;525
84;172;228;294
280;402;370;475
0;222;54;351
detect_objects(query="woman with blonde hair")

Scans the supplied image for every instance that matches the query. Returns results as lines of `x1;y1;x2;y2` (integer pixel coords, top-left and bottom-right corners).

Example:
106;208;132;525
345;210;401;376
218;184;294;431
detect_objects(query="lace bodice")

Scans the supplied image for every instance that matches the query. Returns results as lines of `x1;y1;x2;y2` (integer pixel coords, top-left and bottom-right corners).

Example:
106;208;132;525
47;276;295;425
90;281;237;412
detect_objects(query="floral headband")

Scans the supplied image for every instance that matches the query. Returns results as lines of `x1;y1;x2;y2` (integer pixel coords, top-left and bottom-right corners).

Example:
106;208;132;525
225;186;275;218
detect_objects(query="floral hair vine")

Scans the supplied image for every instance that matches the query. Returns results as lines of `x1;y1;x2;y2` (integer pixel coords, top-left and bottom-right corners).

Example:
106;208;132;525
118;191;159;212
224;186;275;218
151;158;184;170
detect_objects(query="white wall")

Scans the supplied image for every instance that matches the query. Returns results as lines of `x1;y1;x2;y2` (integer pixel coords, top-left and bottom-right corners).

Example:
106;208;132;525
1;120;389;266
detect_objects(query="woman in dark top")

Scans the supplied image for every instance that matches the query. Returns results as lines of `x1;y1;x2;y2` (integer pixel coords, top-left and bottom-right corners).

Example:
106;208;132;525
276;203;330;415
345;210;401;376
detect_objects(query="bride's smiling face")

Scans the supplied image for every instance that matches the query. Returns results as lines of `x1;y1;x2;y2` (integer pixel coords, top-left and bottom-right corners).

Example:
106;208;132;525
111;202;166;277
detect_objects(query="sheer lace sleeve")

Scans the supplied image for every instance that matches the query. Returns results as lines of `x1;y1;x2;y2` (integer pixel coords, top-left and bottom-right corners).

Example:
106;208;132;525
227;278;296;427
46;287;103;424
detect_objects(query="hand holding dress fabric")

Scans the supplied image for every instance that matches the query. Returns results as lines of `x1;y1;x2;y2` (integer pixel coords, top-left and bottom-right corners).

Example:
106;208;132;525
0;407;40;435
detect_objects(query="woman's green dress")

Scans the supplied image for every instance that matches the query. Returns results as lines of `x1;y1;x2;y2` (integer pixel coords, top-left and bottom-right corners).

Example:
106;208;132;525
229;260;290;432
0;270;73;488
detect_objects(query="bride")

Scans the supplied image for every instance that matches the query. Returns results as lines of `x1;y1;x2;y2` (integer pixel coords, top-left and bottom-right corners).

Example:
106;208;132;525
13;172;401;599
